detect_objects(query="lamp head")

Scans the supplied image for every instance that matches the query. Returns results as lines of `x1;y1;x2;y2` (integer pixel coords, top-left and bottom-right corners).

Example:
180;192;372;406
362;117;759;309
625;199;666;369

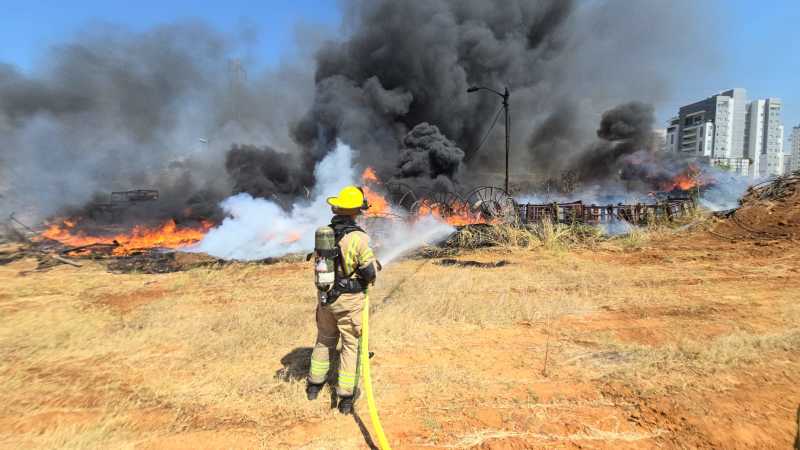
466;86;479;93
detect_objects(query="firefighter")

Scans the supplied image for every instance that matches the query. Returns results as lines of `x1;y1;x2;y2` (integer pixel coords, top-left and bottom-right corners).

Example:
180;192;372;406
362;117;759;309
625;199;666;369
307;185;378;415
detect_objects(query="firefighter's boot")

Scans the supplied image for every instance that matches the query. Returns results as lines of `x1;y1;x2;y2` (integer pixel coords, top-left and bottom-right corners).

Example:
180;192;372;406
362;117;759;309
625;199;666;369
337;395;354;415
306;382;323;401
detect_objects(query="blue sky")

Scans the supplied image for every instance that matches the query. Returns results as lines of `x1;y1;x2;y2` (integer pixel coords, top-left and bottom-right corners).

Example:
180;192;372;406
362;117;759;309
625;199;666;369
1;0;798;146
0;1;342;70
660;0;800;144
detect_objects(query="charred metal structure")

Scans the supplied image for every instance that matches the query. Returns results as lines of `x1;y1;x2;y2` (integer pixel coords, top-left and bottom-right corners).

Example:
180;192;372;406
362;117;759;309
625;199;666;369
518;198;695;226
88;190;160;221
376;184;696;226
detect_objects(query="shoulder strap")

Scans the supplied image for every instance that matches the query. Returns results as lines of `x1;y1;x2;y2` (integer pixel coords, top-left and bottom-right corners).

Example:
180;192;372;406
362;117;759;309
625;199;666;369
332;224;365;244
330;222;365;279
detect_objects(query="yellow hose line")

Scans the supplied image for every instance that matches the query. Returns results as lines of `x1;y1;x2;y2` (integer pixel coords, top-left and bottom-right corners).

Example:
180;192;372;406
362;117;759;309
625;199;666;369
360;295;392;450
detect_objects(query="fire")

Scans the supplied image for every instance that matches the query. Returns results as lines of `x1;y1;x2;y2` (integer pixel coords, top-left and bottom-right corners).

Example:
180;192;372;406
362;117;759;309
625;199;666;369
363;186;391;216
41;219;213;255
359;166;492;225
416;199;489;226
362;166;380;184
660;164;703;192
361;167;392;216
668;174;697;191
282;231;302;244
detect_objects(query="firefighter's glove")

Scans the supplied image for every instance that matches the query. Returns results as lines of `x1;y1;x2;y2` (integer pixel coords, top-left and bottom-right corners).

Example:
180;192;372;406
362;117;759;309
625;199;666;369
356;264;377;285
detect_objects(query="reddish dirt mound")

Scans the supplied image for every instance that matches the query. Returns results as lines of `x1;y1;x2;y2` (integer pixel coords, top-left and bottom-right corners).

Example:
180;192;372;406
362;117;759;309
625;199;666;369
712;172;800;240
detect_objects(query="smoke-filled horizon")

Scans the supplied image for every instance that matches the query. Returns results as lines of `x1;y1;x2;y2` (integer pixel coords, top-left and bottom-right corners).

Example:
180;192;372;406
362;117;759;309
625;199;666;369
0;1;716;223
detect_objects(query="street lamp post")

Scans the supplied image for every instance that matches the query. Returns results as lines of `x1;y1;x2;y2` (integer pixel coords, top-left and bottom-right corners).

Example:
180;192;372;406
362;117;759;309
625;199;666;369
467;85;510;193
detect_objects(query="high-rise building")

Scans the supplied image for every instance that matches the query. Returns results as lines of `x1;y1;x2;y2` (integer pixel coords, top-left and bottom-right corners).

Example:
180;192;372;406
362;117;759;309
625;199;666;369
665;117;680;153
748;98;784;177
788;125;800;173
671;88;784;178
677;88;744;158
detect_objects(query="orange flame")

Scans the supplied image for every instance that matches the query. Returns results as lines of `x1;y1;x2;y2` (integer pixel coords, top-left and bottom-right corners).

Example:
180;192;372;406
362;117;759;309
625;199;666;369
416;199;489;226
362;166;380;184
41;219;213;255
282;231;302;244
668;174;697;191
359;166;494;225
661;164;703;192
361;167;392;216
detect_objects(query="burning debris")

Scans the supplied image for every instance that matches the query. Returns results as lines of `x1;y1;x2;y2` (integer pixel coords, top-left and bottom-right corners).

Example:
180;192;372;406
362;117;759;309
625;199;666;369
5;152;703;272
1;125;710;274
0;212;218;273
40;219;213;256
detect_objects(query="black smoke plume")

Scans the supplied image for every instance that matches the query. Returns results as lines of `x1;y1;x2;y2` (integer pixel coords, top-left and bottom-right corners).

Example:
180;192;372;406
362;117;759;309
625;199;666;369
296;0;709;189
578;102;698;192
0;22;316;222
225;144;313;208
575;102;655;182
395;123;465;191
0;1;713;224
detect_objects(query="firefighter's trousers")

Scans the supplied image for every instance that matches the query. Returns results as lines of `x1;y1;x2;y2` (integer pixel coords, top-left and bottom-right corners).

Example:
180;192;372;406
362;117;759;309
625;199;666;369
308;292;364;397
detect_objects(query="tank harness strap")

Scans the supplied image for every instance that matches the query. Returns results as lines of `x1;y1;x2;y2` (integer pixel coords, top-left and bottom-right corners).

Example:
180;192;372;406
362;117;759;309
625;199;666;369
324;224;368;304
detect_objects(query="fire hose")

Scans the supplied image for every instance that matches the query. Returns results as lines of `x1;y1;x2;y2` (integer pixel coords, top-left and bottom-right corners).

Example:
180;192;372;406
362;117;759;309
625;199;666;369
352;260;429;449
353;259;431;449
355;294;392;450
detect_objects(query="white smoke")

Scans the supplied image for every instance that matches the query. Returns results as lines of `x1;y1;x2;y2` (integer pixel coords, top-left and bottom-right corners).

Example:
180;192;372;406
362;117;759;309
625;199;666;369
698;166;752;211
375;216;454;266
194;141;356;260
600;219;635;236
193;141;455;261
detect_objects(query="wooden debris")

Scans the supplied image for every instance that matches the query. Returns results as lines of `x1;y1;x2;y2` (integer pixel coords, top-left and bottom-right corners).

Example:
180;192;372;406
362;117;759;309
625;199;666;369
50;255;82;267
107;251;223;274
744;170;800;203
61;242;120;257
437;258;510;268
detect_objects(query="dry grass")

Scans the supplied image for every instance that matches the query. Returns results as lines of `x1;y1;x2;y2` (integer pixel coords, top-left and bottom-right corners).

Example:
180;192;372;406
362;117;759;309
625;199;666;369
574;329;800;386
448;220;605;252
1;247;614;447
1;225;799;448
0;260;329;448
464;215;709;253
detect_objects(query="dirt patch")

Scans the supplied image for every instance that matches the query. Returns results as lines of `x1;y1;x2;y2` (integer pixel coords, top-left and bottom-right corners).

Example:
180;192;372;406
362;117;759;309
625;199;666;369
93;288;170;313
603;366;800;449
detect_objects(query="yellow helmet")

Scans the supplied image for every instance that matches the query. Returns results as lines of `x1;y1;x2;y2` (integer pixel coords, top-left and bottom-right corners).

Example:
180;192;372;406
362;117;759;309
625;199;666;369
327;185;367;210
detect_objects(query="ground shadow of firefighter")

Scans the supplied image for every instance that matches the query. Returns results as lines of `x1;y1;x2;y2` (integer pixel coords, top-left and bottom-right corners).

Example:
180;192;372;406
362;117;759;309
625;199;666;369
276;347;378;450
794;404;799;450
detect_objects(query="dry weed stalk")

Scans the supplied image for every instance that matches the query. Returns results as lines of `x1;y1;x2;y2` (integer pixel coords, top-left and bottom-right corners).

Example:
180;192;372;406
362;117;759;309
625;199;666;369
541;308;553;377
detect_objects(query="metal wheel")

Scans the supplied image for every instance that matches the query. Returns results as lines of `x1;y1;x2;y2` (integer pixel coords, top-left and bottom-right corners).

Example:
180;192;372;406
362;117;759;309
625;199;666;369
384;182;419;212
464;186;519;224
410;190;468;219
